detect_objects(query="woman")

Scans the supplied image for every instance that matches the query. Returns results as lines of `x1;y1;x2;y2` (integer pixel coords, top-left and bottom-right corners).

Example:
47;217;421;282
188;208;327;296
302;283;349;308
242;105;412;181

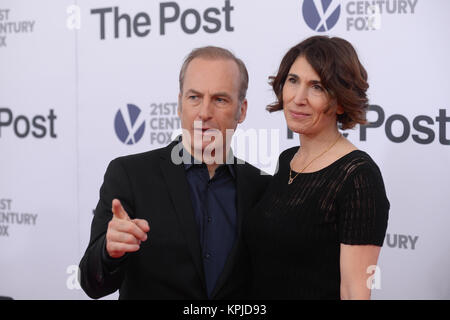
243;36;389;299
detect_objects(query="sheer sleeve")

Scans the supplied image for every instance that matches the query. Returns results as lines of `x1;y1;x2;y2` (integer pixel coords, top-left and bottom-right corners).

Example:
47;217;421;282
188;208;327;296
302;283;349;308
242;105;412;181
337;161;389;246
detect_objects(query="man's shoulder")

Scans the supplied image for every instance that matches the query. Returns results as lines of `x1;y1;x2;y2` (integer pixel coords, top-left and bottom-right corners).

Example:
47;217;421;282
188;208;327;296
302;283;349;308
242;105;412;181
111;141;176;168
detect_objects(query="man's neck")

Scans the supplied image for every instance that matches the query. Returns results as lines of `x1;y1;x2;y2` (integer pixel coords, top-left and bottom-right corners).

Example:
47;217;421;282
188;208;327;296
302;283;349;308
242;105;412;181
206;163;219;179
181;139;232;179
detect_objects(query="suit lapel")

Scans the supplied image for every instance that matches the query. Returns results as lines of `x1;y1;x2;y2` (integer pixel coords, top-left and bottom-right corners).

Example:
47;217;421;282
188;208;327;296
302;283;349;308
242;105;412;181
159;141;206;291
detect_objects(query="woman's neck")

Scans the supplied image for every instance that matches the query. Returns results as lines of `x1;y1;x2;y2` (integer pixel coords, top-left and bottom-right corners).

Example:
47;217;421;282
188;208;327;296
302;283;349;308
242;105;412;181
298;127;341;156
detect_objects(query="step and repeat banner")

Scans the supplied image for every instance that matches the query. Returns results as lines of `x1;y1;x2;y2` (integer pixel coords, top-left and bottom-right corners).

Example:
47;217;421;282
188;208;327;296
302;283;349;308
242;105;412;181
1;0;449;299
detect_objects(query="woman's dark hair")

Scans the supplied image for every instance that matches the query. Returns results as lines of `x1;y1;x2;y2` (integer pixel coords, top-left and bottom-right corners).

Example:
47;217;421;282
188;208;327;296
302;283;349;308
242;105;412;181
267;36;369;129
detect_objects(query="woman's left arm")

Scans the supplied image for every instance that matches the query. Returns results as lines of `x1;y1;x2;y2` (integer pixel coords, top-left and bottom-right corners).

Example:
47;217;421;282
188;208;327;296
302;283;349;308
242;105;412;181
340;244;381;300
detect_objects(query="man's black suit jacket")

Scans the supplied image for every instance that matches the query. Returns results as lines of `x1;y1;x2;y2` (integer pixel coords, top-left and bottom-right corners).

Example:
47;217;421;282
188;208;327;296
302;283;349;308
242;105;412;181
79;139;270;299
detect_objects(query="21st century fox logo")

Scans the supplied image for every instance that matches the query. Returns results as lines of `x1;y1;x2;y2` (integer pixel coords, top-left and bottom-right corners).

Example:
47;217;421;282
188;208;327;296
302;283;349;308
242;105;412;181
114;103;180;146
0;9;35;48
301;0;419;32
0;199;38;237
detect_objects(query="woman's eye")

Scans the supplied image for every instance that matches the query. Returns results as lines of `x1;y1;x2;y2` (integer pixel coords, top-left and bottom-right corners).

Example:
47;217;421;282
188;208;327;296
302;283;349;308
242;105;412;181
287;77;297;84
312;84;324;91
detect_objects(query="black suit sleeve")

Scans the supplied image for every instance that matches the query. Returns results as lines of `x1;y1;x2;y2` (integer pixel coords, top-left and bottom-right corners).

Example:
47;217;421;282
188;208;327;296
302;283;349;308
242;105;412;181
79;158;135;299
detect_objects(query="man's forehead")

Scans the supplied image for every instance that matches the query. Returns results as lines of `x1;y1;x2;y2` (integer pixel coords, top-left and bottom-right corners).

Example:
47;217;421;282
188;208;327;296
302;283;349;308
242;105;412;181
187;57;238;72
183;58;240;90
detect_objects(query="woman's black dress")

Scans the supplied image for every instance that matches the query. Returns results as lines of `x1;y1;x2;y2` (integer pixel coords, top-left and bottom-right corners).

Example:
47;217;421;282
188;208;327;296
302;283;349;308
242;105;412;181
243;147;390;299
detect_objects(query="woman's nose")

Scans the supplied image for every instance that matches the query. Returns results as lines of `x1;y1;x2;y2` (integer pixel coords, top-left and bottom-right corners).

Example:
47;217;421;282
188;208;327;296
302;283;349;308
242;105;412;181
293;85;308;105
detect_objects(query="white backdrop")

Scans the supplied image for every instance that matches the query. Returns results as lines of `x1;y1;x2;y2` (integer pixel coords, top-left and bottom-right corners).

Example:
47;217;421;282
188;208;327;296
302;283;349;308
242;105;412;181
1;0;449;299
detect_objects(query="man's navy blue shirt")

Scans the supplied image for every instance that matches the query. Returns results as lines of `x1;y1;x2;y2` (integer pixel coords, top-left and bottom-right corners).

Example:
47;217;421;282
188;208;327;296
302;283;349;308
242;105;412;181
183;151;237;299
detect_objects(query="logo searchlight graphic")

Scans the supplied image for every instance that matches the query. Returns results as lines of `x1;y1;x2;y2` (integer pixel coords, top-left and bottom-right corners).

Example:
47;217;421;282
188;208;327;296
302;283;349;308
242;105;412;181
114;104;146;145
302;0;341;32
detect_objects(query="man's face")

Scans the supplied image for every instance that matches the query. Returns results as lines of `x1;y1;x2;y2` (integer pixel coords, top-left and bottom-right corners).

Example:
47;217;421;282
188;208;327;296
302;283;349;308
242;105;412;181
178;57;247;162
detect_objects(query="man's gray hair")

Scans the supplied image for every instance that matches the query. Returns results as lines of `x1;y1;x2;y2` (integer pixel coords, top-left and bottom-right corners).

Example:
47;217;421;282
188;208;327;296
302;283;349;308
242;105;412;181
178;46;249;102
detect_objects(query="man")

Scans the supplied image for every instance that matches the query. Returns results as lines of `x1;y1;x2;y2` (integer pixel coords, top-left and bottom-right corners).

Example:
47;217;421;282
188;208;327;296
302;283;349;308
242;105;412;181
79;46;270;299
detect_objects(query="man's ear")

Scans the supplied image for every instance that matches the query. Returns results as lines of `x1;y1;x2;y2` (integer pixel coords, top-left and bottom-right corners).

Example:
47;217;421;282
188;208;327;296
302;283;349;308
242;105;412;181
237;99;248;123
336;104;344;115
177;93;182;117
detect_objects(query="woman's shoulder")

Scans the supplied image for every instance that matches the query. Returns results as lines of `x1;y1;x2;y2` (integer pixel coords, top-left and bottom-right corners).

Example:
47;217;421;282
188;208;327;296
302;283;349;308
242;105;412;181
335;150;387;190
278;146;299;164
336;150;382;174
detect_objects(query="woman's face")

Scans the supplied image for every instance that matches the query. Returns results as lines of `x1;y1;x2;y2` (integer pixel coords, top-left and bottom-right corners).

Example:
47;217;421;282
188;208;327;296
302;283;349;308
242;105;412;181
282;55;341;135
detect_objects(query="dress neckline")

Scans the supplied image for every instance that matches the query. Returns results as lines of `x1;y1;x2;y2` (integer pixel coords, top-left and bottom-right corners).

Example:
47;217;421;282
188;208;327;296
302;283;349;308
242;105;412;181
289;149;365;175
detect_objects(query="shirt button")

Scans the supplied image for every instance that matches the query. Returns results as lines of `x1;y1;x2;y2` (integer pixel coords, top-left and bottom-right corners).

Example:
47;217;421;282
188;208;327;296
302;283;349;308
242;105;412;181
205;253;211;259
207;217;212;223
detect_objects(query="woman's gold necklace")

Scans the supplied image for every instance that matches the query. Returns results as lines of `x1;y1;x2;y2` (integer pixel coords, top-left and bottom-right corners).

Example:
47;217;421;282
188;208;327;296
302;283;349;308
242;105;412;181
288;134;342;185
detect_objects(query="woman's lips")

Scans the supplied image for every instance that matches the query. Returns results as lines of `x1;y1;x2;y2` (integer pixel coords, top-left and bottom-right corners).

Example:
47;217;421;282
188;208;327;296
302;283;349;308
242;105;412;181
289;110;311;119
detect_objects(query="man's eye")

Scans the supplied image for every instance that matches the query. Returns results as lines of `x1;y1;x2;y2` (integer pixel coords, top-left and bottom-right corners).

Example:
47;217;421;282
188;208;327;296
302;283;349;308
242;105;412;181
216;97;226;103
188;95;198;100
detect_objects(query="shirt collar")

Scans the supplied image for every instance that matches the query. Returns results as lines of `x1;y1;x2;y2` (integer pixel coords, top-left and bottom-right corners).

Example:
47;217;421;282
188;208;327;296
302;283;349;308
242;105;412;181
179;139;236;179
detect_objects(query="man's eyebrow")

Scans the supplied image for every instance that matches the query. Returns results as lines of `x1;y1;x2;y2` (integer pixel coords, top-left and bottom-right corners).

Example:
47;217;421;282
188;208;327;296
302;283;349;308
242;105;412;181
184;89;202;96
184;90;233;99
213;92;233;99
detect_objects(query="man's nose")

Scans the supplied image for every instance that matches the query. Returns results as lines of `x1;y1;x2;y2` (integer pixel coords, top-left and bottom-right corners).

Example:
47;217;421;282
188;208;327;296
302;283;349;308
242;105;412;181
198;97;214;120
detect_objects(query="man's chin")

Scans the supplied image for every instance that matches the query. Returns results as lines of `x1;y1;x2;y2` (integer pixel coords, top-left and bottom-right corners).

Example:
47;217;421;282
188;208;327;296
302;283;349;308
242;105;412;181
192;139;222;150
191;143;225;162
